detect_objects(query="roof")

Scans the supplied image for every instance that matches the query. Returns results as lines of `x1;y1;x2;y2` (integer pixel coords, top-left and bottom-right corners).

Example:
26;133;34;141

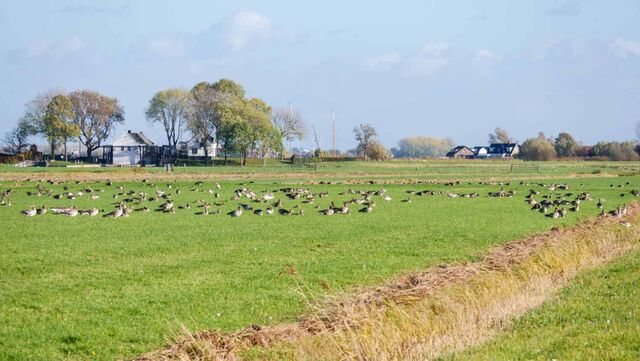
0;149;13;156
112;131;155;146
488;143;519;155
446;146;474;157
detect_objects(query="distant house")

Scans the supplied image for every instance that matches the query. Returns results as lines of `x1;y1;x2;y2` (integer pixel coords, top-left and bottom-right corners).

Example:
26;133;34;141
487;143;520;158
446;146;475;159
103;130;156;165
472;146;489;158
179;137;217;158
0;149;12;162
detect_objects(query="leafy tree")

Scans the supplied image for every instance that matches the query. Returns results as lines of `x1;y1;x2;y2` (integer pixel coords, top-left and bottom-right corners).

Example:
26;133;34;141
3;118;35;155
43;95;80;160
68;90;124;159
353;123;378;161
520;137;557;161
145;88;191;147
367;141;391;161
591;141;639;161
488;127;513;144
554;132;578;157
396;136;454;158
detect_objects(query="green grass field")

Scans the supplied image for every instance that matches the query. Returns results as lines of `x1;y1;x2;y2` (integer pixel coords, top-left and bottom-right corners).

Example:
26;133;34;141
449;250;640;360
1;160;639;360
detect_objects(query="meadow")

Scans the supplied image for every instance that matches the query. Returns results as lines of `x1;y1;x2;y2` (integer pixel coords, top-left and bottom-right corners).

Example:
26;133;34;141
0;160;639;360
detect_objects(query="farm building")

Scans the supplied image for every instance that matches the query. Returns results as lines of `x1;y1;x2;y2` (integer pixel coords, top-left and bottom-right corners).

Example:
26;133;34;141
179;136;217;158
102;130;157;165
487;143;520;158
472;146;489;158
446;146;475;159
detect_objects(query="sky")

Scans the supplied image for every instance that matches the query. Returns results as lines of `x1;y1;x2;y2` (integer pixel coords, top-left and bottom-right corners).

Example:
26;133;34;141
1;0;640;150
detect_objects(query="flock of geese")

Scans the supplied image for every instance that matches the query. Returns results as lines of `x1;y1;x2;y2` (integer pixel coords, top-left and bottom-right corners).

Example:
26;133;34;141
1;178;636;221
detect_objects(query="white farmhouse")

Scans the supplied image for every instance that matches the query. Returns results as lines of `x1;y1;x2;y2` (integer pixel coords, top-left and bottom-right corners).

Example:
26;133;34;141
111;130;155;165
180;136;217;158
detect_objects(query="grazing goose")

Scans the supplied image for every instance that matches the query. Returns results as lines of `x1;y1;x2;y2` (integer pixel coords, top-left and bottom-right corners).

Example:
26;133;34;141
254;209;264;216
551;209;560;219
21;206;37;217
159;200;174;212
359;205;373;213
279;208;291;215
596;199;604;210
87;208;99;217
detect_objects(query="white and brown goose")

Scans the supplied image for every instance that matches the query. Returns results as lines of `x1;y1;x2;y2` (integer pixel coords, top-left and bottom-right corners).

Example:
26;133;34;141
21;205;37;217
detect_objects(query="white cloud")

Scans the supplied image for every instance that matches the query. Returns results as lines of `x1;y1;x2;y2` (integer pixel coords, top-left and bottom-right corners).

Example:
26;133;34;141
611;38;640;58
146;36;187;58
474;49;498;67
366;52;402;68
228;11;272;50
403;42;450;76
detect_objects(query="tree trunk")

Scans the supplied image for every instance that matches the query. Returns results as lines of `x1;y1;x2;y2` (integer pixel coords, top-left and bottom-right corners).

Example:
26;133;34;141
63;142;68;162
224;150;228;165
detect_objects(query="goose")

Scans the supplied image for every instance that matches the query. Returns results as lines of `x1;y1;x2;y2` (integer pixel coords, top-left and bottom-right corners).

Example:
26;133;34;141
229;207;243;217
621;204;628;216
202;203;210;215
254;209;264;216
596;199;604;210
559;208;567;217
279;208;291;215
265;207;274;215
403;197;413;203
359;205;373;213
104;206;123;218
87;208;99;217
21;206;37;217
551;209;560;219
36;205;47;215
64;207;79;217
382;195;392;201
159;200;174;212
322;208;335;216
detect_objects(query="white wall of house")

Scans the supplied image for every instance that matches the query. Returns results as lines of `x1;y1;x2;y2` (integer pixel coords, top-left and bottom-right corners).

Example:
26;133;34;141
113;146;140;165
186;142;217;158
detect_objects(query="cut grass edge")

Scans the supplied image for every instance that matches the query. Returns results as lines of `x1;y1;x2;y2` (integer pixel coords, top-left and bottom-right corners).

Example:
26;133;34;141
134;203;640;361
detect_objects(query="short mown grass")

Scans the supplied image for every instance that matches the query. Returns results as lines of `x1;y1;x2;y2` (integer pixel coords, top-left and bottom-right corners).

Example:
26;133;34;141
0;169;638;360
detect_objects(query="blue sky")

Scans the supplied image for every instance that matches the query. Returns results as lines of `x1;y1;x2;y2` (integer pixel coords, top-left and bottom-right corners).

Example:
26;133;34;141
1;0;640;150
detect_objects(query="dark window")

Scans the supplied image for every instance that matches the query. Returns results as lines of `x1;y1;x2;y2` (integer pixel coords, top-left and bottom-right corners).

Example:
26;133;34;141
192;148;198;155
120;147;125;151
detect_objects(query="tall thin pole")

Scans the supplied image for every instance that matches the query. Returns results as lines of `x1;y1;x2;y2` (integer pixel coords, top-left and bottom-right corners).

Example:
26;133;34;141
332;110;336;158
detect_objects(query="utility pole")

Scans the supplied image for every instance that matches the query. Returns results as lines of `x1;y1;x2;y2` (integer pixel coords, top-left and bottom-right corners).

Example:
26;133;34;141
332;109;336;158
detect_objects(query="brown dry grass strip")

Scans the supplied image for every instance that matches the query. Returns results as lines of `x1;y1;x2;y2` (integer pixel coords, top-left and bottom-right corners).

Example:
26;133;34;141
135;205;640;361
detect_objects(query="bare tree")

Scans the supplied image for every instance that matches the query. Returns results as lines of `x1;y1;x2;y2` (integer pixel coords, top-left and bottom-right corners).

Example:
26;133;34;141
353;123;378;161
488;127;514;144
145;88;191;147
271;108;307;142
68;90;125;159
3;118;34;155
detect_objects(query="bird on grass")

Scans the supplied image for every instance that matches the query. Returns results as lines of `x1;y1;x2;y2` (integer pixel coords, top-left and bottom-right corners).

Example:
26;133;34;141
21;205;37;217
229;207;243;217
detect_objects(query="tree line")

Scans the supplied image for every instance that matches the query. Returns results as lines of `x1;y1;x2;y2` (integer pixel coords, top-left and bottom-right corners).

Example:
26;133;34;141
3;79;308;165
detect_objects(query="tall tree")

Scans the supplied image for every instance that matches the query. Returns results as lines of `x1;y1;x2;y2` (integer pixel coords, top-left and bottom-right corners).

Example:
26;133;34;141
3;118;35;155
145;88;191;147
271;108;306;143
68;90;125;158
396;136;454;158
43;95;79;160
554;132;578;157
353;123;378;161
488;127;513;144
